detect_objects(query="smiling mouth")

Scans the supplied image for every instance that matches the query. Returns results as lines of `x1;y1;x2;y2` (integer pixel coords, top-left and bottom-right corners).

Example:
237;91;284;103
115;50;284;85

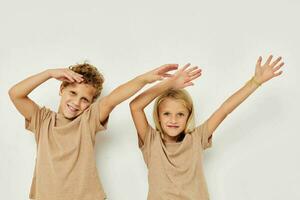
167;125;179;128
67;104;79;113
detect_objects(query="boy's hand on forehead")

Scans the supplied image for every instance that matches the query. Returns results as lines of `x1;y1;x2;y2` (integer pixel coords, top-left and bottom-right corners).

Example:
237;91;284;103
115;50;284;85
171;63;202;89
48;68;84;83
142;64;179;84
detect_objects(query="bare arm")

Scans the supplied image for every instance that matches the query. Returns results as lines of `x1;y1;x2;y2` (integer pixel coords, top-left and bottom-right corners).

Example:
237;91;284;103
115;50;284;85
98;64;179;123
129;79;175;143
8;68;83;120
130;64;202;144
205;55;285;136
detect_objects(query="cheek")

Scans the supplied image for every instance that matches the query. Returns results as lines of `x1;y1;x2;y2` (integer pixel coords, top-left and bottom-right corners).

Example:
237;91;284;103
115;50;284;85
159;115;168;123
60;96;69;104
63;94;73;101
81;102;91;110
179;117;188;125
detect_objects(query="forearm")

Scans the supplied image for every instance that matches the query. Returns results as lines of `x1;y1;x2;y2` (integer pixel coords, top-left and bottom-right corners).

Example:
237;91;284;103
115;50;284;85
106;75;149;108
129;79;173;144
130;79;173;111
9;70;51;99
220;77;260;115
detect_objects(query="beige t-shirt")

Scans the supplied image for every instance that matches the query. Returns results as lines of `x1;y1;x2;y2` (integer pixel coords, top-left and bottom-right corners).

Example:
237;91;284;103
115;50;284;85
140;120;213;200
25;101;108;200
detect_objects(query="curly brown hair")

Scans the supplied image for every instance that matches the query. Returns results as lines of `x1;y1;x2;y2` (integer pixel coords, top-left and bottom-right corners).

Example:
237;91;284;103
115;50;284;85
61;63;104;100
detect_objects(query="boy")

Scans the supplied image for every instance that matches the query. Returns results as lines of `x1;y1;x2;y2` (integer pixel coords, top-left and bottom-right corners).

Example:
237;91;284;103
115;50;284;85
8;63;178;200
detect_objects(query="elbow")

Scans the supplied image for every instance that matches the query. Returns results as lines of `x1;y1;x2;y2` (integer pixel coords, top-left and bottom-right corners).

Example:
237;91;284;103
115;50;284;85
8;86;16;100
101;96;116;112
129;100;137;111
129;100;141;112
8;85;24;100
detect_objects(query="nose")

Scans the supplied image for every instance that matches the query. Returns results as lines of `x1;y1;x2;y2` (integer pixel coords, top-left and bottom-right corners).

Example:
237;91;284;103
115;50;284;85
73;97;80;107
170;115;177;123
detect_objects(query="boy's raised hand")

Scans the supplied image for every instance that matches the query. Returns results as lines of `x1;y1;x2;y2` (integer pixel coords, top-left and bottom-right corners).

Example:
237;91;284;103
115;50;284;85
171;63;202;89
141;64;179;84
48;68;84;83
254;55;284;84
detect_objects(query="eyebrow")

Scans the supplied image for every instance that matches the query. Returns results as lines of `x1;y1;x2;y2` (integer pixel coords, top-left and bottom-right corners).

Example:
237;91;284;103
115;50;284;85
161;110;187;113
74;92;92;102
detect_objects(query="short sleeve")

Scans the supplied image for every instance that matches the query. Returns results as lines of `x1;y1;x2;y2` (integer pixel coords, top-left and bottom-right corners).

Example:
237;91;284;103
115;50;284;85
25;106;52;139
194;120;213;150
139;126;156;166
81;100;109;134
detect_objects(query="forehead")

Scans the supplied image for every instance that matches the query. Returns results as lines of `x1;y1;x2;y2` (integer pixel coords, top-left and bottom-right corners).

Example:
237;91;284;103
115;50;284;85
65;83;96;98
159;98;188;111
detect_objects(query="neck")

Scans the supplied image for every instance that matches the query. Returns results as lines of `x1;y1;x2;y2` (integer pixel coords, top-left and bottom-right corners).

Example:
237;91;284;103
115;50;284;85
162;134;179;143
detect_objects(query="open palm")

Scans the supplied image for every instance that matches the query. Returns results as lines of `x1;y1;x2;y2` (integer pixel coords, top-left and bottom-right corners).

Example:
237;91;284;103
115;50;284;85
172;63;202;89
143;64;178;83
254;55;284;84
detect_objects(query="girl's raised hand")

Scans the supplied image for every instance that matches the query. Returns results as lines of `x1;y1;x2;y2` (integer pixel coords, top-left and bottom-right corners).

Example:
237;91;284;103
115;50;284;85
142;64;179;83
48;68;84;83
171;63;202;89
254;55;284;84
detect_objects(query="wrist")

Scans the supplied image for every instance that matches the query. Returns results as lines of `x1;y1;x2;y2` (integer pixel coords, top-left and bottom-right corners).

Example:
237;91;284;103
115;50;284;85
45;69;54;78
246;76;262;87
252;76;263;86
162;78;175;90
135;74;149;85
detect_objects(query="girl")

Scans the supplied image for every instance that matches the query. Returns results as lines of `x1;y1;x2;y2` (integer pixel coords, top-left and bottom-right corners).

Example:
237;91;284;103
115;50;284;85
130;55;284;200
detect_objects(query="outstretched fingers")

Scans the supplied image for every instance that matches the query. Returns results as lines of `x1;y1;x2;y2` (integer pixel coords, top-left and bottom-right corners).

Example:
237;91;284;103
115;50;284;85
273;62;284;73
186;66;199;73
256;56;262;67
184;82;194;87
264;55;273;65
157;64;179;77
183;66;202;86
159;64;178;72
271;56;282;67
181;63;191;71
266;55;284;76
170;63;203;89
188;68;202;76
189;69;202;81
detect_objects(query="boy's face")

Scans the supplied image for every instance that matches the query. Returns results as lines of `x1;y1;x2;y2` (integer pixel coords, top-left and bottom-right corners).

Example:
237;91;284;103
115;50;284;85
58;83;96;119
158;98;189;142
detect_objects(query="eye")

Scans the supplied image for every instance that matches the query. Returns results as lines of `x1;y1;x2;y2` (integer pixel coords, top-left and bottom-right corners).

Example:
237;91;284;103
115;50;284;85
178;113;185;117
70;91;76;95
82;98;90;103
163;112;170;116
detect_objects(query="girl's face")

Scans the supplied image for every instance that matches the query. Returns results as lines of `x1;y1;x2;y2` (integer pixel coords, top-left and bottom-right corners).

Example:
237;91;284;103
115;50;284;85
158;98;190;142
58;83;96;119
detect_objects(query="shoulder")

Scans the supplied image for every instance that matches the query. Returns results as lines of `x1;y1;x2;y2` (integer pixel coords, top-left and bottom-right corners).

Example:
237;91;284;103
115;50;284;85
193;120;209;134
139;125;160;149
35;106;53;119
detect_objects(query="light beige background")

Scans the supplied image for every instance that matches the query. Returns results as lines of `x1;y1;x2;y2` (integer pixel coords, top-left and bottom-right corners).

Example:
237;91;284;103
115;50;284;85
1;0;299;199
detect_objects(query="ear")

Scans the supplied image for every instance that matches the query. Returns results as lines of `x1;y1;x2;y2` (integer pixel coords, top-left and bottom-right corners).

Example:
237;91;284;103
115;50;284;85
59;84;65;96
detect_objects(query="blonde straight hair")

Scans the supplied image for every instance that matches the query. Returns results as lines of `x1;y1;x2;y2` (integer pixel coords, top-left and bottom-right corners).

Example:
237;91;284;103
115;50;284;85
153;89;196;135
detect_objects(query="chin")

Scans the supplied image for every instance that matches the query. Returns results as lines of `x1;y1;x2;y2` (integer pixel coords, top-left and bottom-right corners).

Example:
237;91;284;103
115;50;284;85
167;132;179;137
63;114;74;119
164;130;182;138
64;107;83;119
63;111;79;119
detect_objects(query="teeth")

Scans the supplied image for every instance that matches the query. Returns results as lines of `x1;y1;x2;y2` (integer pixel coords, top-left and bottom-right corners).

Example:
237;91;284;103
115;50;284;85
68;105;78;112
